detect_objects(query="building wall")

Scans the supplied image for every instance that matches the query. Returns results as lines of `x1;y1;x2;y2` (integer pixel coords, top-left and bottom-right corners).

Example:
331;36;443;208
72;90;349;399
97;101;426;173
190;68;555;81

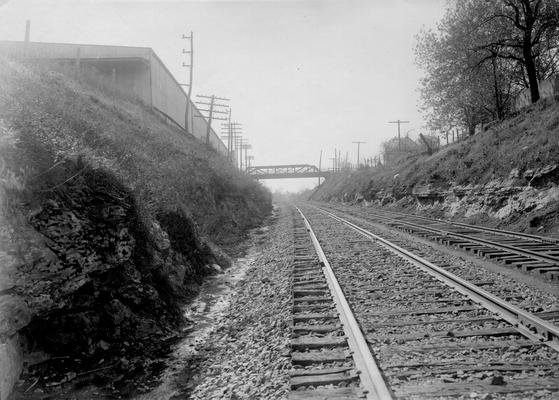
149;51;187;130
0;40;228;156
0;40;152;61
148;51;227;155
89;59;152;105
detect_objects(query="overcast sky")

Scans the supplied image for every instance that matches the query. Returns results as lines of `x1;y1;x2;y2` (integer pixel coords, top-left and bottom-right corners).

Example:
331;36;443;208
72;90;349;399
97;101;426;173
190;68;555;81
0;0;446;192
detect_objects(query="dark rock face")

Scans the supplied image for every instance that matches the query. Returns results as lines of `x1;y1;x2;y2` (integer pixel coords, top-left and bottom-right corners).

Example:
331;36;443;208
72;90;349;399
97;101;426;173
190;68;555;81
10;160;220;391
525;164;559;187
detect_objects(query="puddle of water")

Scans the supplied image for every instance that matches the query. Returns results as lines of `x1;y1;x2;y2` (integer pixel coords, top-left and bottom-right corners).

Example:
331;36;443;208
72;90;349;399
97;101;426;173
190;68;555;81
133;219;273;400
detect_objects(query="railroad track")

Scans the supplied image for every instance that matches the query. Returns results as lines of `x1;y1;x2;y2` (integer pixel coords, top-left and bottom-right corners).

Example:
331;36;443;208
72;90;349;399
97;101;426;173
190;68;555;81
289;205;559;399
289;209;390;399
316;202;559;281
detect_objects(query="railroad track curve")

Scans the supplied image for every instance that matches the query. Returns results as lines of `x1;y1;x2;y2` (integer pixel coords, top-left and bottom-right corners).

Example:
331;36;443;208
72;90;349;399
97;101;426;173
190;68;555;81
288;205;559;399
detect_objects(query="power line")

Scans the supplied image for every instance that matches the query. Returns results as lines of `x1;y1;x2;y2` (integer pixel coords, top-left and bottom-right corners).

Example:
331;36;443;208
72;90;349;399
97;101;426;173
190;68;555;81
194;94;230;145
220;112;243;165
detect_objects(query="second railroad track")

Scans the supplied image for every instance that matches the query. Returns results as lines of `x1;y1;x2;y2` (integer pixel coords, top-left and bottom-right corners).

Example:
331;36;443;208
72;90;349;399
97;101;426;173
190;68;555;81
288;204;559;399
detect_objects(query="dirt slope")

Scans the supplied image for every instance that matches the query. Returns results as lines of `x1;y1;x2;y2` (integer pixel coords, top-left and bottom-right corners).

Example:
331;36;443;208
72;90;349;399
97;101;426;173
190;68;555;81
0;57;271;396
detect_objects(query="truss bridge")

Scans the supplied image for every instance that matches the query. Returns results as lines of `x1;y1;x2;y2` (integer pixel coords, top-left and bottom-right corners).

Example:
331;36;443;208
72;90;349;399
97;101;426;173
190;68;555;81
247;164;330;180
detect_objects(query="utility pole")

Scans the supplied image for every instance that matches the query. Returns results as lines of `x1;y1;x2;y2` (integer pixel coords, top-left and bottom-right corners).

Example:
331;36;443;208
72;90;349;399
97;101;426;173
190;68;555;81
237;139;251;171
318;149;322;186
220;114;242;164
352;141;365;169
225;109;232;160
241;142;252;172
195;94;229;145
224;123;242;164
232;135;246;170
181;32;194;134
24;20;30;58
75;48;81;81
334;149;338;171
388;119;410;150
232;134;243;169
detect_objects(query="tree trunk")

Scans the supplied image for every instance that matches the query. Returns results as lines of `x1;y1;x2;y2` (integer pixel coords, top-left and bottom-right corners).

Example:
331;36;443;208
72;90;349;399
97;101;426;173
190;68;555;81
491;56;504;119
522;5;540;103
524;43;540;103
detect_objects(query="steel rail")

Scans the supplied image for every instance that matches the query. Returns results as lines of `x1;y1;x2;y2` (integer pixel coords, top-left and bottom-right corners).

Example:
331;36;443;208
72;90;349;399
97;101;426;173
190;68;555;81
297;208;394;400
354;205;559;244
316;207;559;352
323;205;559;266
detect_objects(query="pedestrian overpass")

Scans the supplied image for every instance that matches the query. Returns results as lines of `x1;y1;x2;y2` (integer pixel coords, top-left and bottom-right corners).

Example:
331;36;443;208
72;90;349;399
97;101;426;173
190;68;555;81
247;164;330;180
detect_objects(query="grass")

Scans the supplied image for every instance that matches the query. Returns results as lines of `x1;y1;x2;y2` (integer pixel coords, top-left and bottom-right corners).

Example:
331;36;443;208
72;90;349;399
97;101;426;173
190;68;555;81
0;55;273;383
0;56;271;245
312;99;559;203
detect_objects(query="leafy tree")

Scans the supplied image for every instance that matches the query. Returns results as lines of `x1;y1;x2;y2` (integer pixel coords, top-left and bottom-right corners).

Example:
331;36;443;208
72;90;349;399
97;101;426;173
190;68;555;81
416;0;559;135
416;6;504;135
474;0;559;102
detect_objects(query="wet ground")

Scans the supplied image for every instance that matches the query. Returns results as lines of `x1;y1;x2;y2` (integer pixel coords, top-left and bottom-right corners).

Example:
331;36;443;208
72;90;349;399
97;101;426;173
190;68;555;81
133;232;264;400
12;221;272;400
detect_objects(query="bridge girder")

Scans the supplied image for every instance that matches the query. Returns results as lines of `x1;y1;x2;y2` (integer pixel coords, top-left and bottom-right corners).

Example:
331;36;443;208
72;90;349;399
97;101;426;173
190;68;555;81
247;164;330;180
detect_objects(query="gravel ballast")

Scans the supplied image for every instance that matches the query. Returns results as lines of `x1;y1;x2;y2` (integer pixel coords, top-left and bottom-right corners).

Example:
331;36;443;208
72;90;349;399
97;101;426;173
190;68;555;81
299;205;559;399
185;205;293;399
323;205;559;311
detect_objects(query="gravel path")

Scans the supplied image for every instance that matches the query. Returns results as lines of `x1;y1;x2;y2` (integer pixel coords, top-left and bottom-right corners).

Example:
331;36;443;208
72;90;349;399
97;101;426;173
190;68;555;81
185;205;293;399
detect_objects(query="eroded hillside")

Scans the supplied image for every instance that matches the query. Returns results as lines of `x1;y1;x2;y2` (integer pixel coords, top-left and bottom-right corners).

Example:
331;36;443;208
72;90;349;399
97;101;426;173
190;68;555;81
0;57;271;397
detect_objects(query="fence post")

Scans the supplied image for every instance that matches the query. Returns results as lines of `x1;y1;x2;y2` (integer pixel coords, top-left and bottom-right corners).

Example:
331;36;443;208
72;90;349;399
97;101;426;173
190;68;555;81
75;48;81;81
23;20;31;59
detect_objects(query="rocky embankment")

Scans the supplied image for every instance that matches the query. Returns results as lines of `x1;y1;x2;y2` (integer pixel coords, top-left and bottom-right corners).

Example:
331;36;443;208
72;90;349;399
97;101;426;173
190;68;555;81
311;101;559;237
383;164;559;234
313;165;559;237
0;57;271;398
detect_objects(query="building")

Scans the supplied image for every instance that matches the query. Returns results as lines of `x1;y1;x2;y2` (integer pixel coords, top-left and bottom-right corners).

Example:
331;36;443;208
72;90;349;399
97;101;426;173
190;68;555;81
0;40;227;155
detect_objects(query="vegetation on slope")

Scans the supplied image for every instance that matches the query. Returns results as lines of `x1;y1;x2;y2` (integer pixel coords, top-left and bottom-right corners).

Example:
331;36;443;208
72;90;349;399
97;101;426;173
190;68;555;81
416;0;559;134
0;57;271;395
311;100;559;234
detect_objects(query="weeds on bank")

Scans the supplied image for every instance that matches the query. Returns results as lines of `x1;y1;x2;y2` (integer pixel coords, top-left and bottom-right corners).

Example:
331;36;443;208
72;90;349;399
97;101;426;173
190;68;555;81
0;56;271;245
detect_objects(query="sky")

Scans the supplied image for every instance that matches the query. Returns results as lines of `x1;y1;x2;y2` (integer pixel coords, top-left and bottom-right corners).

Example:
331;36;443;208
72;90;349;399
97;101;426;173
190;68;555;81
0;0;447;192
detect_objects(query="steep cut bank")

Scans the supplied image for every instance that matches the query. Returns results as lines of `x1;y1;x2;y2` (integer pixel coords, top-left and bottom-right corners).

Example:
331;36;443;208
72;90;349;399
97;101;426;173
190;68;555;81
311;99;559;237
0;57;271;397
